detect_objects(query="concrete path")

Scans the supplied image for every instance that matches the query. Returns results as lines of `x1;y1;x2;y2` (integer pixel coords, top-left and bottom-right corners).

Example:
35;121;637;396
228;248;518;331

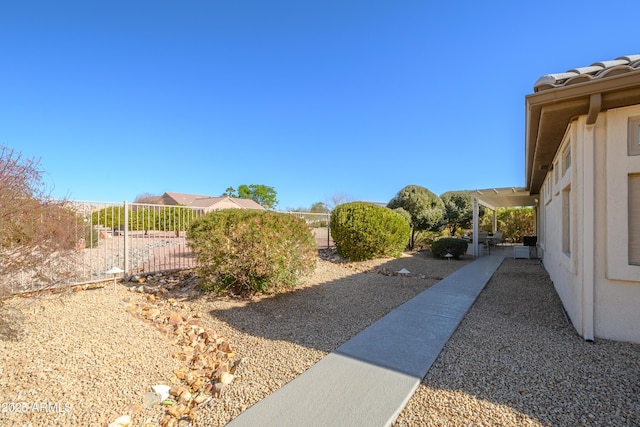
227;254;505;427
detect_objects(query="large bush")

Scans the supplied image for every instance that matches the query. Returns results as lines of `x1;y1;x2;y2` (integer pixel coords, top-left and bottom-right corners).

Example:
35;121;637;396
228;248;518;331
330;202;410;261
387;185;445;249
431;237;468;259
187;210;317;296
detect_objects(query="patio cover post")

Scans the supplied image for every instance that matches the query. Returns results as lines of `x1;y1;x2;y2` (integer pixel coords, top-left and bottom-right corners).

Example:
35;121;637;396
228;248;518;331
124;200;129;280
473;198;479;257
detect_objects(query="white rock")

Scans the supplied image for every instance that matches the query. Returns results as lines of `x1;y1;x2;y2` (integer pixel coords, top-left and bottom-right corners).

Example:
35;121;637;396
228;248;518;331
152;384;171;401
108;415;131;427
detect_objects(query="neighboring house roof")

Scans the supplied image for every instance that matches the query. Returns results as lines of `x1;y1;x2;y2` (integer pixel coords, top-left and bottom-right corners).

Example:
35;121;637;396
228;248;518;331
232;197;267;209
161;192;265;210
526;54;640;193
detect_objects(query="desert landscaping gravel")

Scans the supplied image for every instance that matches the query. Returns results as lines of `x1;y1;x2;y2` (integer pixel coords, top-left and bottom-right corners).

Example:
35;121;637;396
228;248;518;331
395;257;640;427
1;250;638;426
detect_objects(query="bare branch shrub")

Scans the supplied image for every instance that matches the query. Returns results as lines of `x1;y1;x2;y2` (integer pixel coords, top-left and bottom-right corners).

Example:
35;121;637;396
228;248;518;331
0;146;79;339
134;192;162;204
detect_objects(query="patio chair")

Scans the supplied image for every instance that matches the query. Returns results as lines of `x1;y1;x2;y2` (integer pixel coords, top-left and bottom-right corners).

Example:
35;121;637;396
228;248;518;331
477;231;488;247
490;231;504;246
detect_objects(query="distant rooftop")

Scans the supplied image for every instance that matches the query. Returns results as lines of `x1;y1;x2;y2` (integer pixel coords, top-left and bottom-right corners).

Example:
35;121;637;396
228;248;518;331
534;54;640;92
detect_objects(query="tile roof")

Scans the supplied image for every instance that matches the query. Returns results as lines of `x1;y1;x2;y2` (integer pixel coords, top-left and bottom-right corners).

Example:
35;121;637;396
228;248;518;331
163;192;217;207
533;54;640;92
161;192;265;210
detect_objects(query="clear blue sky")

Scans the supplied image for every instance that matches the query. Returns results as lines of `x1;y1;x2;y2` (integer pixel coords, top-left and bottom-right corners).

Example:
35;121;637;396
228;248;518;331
1;1;637;210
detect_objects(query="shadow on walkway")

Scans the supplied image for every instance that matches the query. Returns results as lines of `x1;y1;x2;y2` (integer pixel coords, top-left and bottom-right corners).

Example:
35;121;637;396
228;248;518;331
207;251;472;354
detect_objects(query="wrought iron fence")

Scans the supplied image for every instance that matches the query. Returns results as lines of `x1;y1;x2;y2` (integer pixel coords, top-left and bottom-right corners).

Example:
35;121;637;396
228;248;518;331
0;202;332;297
288;212;332;249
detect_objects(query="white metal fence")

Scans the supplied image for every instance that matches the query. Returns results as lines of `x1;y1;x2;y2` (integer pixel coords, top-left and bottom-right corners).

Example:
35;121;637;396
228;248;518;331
0;202;331;297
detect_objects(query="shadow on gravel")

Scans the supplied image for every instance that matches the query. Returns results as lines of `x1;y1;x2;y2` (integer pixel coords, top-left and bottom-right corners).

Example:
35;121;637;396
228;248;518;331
206;250;472;354
399;258;640;427
0;304;26;341
207;254;640;426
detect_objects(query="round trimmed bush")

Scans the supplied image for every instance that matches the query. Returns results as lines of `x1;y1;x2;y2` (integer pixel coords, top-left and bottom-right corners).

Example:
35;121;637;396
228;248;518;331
187;210;317;296
431;237;468;259
329;202;410;261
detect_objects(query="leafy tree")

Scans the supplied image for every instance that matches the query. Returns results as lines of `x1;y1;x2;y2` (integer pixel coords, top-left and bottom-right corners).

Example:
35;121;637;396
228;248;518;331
392;207;412;225
496;207;535;243
231;184;279;209
134;192;162;204
222;187;235;197
441;191;478;236
310;201;329;213
325;192;353;211
387;185;445;249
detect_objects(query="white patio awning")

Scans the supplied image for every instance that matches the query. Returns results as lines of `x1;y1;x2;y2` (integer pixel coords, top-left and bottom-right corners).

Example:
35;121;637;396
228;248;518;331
465;187;538;257
467;187;537;210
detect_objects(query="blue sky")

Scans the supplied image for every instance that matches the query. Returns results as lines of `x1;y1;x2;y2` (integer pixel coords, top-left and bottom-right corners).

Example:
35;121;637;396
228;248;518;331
1;1;638;210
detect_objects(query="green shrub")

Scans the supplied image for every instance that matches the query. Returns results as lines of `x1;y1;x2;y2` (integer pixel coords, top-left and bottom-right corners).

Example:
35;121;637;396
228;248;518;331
431;237;468;259
91;206;125;229
187;210;317;296
392;207;412;225
329;202;410;261
128;207;158;232
413;230;443;248
83;224;99;248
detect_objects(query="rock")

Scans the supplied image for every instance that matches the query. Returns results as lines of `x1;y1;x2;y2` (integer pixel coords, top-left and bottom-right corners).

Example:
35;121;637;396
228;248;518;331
220;372;235;385
152;384;172;401
160;416;178;427
168;312;183;325
125;403;141;414
108;415;132;427
143;391;161;408
184;370;201;387
146;307;161;318
178;389;192;403
173;366;187;380
230;358;242;374
193;392;210;405
170;385;188;397
166;403;188;418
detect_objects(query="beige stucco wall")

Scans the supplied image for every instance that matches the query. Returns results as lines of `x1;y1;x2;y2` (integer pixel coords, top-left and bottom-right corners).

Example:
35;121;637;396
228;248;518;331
539;105;640;343
539;121;584;337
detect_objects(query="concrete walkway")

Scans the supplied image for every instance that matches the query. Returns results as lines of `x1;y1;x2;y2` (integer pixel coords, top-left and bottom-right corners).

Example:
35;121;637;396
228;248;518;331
227;254;505;427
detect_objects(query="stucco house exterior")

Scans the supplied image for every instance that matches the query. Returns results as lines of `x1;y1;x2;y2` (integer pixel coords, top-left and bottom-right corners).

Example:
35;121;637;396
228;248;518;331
160;192;265;211
525;54;640;343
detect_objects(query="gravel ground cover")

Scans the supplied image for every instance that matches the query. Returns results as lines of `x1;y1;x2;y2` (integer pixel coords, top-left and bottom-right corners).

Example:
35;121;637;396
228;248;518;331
2;251;638;426
395;257;640;426
0;249;466;426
